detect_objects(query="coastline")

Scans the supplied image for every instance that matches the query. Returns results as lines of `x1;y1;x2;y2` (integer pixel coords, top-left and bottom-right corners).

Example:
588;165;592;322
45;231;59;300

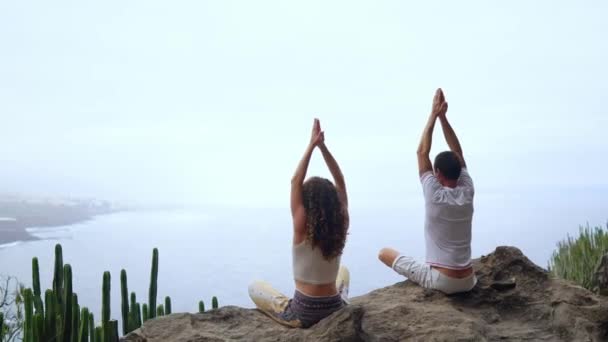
0;196;122;247
0;216;95;246
0;223;40;245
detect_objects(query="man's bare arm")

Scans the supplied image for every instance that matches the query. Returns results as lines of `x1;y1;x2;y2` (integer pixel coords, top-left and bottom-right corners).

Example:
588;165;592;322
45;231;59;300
417;88;446;176
437;92;466;167
416;113;436;175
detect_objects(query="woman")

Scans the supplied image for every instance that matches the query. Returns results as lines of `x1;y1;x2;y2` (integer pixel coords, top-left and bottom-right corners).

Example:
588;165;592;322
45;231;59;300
248;118;350;328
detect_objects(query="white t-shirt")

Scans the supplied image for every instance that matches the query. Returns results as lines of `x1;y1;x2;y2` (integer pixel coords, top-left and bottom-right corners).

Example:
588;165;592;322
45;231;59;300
420;168;474;269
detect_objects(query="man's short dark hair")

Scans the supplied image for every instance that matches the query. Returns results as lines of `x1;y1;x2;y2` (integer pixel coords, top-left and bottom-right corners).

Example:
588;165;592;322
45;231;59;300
434;151;462;180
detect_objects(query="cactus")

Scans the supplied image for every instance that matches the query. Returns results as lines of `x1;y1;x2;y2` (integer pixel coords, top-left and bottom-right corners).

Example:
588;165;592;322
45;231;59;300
72;293;80;342
17;245;182;342
165;296;172;315
148;248;159;319
128;292;143;331
89;313;96;342
109;320;119;342
95;326;102;342
44;289;57;341
128;292;137;332
135;303;142;327
78;307;89;342
198;300;205;313
0;312;4;341
63;264;74;342
212;296;218;309
102;271;111;342
32;313;43;342
37;313;45;341
56;314;64;342
32;257;41;296
53;244;64;307
120;270;130;335
142;304;149;322
32;257;45;317
36;313;45;342
24;288;34;342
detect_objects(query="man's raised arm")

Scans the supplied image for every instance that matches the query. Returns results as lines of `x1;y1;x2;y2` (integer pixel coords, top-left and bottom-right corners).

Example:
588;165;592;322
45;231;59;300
417;88;446;176
437;91;466;168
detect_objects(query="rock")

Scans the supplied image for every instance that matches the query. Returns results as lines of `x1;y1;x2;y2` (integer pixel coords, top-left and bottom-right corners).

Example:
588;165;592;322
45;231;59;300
490;278;516;291
593;253;608;296
123;246;608;342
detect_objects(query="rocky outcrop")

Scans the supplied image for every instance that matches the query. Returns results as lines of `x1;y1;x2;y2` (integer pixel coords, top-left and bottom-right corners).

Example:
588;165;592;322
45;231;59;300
123;247;608;341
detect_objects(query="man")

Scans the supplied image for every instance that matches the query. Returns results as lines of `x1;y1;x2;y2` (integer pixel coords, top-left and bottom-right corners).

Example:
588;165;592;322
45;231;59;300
378;88;477;294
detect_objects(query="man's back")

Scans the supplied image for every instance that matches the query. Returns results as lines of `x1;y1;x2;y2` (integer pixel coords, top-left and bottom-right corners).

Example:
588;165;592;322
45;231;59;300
422;168;474;269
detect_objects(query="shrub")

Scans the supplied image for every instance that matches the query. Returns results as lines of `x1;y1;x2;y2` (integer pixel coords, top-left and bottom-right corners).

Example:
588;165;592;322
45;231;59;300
0;275;24;342
549;223;608;291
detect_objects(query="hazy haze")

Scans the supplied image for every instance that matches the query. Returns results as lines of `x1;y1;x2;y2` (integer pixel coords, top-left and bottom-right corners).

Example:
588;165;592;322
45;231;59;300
1;1;607;208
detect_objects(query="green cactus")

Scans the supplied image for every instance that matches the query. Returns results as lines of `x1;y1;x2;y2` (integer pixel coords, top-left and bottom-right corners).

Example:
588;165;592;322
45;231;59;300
89;313;96;342
95;326;102;342
128;292;137;332
164;296;172;315
53;244;64;307
142;304;149;322
212;296;219;309
24;288;34;342
78;307;89;342
63;264;73;342
102;271;111;342
72;293;80;342
56;314;64;342
32;257;45;317
135;303;142;327
104;323;112;342
0;312;4;341
109;320;119;342
37;313;45;341
148;248;159;319
17;245;186;341
44;289;57;341
32;313;43;342
198;300;205;313
32;257;41;296
120;270;130;335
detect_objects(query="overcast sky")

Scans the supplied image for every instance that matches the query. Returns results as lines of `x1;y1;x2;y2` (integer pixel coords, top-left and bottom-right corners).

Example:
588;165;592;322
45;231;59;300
0;1;606;208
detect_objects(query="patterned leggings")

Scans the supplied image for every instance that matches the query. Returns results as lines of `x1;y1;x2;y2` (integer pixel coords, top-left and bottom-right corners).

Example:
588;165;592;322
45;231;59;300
248;266;350;328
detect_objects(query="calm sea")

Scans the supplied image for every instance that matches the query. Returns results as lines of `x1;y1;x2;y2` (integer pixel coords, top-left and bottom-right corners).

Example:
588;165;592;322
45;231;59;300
0;187;606;329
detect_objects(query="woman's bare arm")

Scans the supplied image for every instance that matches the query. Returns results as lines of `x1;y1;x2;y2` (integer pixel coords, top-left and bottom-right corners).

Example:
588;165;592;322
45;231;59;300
318;143;348;208
291;119;323;218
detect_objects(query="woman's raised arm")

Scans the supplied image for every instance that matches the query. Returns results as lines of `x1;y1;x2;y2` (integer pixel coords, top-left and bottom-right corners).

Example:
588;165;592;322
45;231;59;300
291;119;324;217
318;142;348;209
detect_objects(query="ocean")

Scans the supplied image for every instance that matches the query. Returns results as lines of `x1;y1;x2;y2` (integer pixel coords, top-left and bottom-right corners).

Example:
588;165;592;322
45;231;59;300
0;187;606;329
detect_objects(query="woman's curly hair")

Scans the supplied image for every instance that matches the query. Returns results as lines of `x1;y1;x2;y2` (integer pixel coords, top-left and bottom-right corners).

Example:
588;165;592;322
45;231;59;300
302;176;348;260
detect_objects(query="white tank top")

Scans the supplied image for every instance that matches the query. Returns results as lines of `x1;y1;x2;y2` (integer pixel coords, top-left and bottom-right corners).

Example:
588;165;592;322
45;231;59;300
292;241;340;285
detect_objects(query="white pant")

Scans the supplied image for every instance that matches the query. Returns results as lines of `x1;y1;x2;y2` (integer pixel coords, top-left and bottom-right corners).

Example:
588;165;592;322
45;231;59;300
392;255;477;294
